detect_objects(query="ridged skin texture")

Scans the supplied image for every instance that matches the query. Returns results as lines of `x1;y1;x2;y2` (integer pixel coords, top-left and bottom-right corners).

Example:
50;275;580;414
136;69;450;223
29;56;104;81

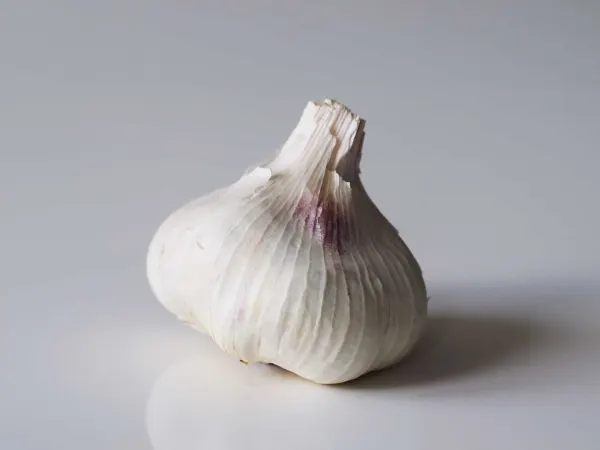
146;100;428;384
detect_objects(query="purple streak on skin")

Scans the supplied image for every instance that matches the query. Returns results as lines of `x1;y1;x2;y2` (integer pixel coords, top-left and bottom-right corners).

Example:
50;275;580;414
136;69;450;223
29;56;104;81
295;191;350;255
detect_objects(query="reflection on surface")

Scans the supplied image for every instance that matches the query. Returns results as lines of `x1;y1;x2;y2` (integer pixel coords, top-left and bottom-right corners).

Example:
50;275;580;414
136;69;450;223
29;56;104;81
145;344;414;450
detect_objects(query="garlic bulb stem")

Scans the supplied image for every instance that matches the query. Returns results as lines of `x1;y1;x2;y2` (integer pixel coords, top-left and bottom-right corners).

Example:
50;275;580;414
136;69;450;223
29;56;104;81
147;99;428;384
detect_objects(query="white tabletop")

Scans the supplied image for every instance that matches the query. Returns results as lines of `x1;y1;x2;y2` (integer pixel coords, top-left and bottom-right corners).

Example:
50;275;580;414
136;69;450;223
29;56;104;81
2;2;599;449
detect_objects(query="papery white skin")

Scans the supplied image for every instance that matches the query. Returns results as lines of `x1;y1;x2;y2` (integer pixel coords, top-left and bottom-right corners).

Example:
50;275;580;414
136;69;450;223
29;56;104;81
146;99;428;384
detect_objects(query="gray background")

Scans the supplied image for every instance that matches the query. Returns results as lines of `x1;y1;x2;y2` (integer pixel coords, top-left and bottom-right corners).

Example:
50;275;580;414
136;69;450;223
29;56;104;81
1;1;599;449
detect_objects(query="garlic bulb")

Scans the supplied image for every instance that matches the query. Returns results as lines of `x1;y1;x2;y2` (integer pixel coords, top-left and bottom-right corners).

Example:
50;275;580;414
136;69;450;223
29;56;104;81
146;99;428;384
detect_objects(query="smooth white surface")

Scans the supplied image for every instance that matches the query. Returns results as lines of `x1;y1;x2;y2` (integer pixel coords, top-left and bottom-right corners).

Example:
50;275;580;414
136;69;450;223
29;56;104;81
2;2;599;449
